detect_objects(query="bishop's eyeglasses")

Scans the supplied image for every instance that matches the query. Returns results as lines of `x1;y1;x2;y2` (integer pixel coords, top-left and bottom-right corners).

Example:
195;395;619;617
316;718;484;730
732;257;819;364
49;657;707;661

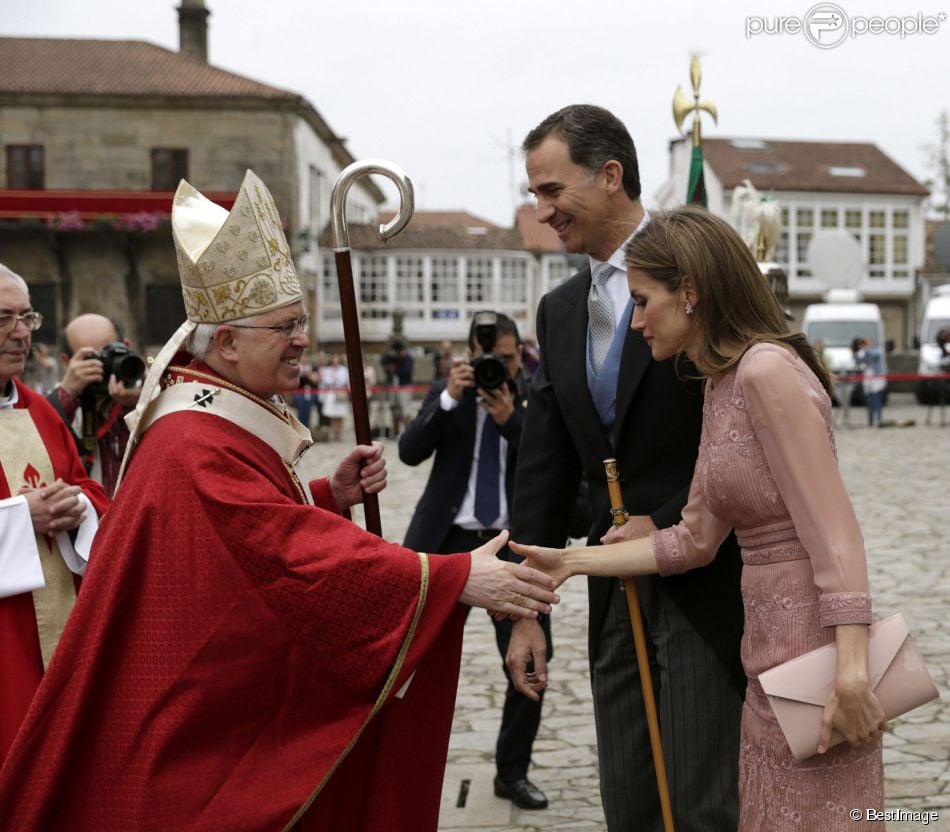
0;311;43;335
228;314;310;339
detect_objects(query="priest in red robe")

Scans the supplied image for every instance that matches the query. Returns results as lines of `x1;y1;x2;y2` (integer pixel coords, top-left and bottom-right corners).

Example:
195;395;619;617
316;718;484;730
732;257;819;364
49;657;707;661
0;265;109;766
0;171;558;831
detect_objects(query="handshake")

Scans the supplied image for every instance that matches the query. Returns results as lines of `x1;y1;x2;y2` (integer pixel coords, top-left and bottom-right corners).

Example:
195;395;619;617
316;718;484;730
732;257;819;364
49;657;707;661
460;530;561;620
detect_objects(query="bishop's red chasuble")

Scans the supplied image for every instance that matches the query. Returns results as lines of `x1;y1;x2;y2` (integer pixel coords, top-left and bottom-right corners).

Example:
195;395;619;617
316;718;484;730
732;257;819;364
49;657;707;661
0;364;470;831
0;379;109;764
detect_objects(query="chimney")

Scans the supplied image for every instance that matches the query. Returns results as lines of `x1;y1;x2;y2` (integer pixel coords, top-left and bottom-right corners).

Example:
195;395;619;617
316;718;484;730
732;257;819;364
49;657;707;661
177;0;210;63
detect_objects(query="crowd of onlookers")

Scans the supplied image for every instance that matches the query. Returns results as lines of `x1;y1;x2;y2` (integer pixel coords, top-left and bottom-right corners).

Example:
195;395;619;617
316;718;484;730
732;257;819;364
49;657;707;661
18;333;438;447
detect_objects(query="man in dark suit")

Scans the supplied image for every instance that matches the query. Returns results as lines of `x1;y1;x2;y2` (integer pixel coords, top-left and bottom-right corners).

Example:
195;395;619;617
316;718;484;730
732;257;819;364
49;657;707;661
400;312;550;811
507;105;745;831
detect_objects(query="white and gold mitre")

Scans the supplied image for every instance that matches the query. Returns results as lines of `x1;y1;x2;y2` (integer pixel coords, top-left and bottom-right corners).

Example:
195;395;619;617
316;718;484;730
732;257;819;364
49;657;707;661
172;169;302;323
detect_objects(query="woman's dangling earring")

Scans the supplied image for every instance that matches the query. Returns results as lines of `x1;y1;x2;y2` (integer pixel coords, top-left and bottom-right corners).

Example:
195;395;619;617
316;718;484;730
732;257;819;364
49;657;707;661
685;301;694;315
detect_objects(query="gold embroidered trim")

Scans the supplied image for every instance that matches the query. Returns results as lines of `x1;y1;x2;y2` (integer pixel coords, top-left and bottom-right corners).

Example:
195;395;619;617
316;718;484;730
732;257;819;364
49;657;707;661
281;461;309;505
283;552;431;830
166;366;292;424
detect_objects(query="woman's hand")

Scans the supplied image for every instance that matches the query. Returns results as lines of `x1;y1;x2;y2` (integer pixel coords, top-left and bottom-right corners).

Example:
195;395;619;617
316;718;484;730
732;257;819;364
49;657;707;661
508;541;572;588
818;674;887;754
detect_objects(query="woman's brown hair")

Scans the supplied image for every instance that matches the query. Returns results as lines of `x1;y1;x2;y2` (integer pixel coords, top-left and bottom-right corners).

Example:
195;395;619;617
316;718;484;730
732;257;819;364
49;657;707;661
625;206;832;394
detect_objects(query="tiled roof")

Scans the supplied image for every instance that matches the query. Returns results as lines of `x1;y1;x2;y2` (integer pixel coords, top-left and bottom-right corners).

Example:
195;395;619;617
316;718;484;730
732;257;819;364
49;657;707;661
321;222;523;252
0;37;385;204
515;204;562;252
380;210;499;229
0;37;296;98
700;138;929;197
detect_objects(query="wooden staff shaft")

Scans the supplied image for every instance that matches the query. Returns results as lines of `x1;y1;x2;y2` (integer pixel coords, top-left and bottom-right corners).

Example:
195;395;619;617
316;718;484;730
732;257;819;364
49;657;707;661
335;249;382;537
604;459;675;832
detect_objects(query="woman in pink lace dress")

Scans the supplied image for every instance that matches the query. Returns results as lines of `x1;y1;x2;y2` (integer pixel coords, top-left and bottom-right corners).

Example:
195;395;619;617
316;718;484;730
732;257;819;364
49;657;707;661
513;207;886;831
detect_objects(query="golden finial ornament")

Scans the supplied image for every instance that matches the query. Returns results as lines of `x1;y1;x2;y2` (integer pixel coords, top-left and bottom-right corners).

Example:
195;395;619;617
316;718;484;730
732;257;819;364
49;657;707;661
672;55;718;148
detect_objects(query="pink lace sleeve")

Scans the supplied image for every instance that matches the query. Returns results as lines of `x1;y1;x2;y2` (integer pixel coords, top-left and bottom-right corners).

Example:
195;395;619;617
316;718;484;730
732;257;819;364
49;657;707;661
650;458;731;576
739;344;872;627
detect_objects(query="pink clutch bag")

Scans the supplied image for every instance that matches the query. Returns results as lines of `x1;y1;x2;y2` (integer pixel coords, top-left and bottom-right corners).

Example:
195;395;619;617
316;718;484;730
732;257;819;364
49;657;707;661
758;613;940;761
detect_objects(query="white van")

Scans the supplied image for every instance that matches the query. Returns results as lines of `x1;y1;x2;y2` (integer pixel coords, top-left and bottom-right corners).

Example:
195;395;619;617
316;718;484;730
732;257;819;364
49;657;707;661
802;301;887;404
916;285;950;404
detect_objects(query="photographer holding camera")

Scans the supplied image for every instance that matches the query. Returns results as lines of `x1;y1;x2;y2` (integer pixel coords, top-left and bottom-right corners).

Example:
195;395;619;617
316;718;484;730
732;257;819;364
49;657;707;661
47;314;145;495
399;311;551;811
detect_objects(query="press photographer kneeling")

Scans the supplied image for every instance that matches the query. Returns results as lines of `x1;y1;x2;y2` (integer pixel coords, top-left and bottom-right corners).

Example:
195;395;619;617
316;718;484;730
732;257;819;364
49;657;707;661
48;314;145;495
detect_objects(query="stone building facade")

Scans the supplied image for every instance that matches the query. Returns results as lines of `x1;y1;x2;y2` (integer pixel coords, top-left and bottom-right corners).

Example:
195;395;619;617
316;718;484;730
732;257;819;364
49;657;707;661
0;2;382;352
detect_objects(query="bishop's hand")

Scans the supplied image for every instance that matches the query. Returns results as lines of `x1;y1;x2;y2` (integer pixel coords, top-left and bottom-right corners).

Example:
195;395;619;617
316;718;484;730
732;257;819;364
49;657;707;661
459;531;560;619
329;442;387;511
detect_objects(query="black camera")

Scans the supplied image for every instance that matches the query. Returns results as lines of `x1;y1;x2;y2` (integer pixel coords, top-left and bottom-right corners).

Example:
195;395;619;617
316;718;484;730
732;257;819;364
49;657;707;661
82;341;146;402
468;311;507;393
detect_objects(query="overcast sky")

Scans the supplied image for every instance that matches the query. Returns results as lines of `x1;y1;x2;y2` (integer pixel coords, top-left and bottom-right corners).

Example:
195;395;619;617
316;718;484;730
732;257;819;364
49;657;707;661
5;0;949;225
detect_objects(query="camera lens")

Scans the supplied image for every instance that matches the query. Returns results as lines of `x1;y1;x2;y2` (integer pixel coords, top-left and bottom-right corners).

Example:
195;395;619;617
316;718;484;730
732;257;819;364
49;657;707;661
473;355;506;391
113;353;146;387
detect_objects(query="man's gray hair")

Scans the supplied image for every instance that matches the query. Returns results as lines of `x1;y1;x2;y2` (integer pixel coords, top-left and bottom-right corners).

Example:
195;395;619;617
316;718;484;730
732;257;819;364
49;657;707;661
185;314;259;359
0;264;31;298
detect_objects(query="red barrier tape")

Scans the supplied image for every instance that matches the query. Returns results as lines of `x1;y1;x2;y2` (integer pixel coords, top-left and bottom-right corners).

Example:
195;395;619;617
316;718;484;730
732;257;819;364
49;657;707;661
834;373;950;382
285;374;950;397
285;384;434;396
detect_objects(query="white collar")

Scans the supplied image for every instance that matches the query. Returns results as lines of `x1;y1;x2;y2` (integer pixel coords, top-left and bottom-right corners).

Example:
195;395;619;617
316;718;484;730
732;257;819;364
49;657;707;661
588;209;651;275
0;379;19;410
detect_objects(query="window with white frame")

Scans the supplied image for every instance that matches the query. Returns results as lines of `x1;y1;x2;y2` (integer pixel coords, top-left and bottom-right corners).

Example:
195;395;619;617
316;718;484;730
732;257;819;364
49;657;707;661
431;256;460;303
395;256;425;303
893;235;908;265
359;255;389;303
499;257;528;302
869;210;886;229
546;258;573;290
868;234;886;267
321;256;342;319
774;232;789;265
845;209;862;229
796;232;812;276
820;209;838;228
308;165;325;243
893;210;909;229
466;257;494;304
796;208;814;228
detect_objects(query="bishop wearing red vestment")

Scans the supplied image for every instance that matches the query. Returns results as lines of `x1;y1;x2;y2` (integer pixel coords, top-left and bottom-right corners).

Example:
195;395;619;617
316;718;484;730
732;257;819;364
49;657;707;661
0;266;109;766
0;171;557;831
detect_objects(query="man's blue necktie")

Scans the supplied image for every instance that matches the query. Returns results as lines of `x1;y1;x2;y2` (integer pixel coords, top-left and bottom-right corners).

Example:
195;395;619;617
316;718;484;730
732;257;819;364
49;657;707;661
474;416;500;527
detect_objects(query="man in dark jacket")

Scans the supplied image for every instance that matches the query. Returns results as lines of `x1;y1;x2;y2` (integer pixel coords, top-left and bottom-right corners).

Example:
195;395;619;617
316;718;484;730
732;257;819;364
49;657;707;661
400;311;550;811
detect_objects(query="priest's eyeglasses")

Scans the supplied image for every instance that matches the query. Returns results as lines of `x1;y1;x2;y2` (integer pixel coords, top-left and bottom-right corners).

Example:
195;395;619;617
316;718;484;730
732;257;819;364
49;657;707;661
0;311;43;334
229;314;310;339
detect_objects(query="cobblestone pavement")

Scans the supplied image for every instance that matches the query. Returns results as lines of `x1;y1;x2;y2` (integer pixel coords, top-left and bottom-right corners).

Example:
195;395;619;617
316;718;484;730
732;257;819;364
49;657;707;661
298;393;950;831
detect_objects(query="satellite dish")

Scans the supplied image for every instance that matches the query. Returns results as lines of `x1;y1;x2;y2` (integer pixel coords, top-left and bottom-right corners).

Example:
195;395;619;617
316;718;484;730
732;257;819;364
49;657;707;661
932;222;950;270
807;230;864;289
